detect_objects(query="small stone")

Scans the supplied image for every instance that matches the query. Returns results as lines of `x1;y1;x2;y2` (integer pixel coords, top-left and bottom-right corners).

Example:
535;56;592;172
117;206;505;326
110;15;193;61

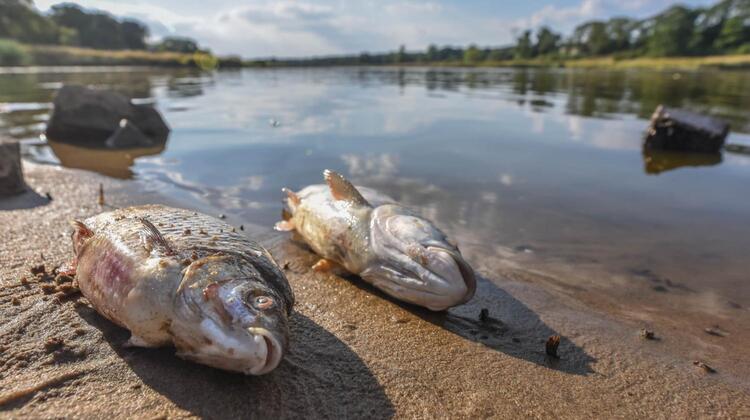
219;214;226;219
44;337;64;352
11;297;20;306
640;329;656;340
183;228;191;235
239;225;244;231
40;283;57;294
30;264;46;276
55;274;74;284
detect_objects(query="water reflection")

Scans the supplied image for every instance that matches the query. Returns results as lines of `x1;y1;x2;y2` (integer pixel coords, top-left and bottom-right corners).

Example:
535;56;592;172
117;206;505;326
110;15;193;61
47;140;167;179
642;149;722;175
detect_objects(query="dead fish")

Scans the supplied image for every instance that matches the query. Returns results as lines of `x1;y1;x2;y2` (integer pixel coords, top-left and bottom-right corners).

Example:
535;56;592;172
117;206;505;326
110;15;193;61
276;170;476;311
70;205;294;375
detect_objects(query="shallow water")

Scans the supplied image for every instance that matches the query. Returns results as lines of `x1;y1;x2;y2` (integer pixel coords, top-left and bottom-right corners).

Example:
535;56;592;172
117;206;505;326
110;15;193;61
2;66;750;309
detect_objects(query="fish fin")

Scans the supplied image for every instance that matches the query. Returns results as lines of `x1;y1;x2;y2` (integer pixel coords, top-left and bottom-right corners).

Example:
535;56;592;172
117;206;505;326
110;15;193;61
138;218;175;256
282;187;301;206
274;220;295;232
70;220;94;255
323;169;370;206
312;258;335;273
124;334;158;348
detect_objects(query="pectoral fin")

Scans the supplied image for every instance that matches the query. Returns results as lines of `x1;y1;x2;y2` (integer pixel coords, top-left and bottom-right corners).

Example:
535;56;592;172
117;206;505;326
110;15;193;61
323;169;370;207
274;220;295;232
138;218;175;256
71;220;94;255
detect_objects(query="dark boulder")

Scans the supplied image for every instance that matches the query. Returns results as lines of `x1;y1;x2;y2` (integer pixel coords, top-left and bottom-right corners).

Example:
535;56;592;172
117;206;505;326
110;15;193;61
644;105;729;153
45;85;169;148
105;119;154;149
0;139;25;196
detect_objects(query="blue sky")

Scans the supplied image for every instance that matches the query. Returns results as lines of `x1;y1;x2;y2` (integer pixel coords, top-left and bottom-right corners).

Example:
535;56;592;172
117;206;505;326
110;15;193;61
34;0;717;58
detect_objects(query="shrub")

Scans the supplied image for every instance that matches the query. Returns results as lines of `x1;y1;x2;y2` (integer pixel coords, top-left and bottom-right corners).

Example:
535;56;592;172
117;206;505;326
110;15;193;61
0;38;29;66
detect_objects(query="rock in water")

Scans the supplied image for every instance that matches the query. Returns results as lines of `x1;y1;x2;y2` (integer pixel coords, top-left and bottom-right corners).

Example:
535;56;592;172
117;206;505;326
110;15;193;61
0;139;25;196
644;105;729;153
45;85;170;148
105;119;153;149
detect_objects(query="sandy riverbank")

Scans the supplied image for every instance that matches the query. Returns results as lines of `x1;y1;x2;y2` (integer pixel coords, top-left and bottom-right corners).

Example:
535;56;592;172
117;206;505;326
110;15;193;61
1;162;748;418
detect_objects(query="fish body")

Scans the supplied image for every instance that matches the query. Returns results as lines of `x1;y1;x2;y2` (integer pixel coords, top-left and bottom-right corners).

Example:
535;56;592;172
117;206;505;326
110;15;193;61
277;171;475;311
72;205;293;375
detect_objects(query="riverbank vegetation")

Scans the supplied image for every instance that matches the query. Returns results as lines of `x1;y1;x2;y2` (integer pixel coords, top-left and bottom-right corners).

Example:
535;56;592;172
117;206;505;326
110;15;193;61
248;0;750;69
0;0;242;68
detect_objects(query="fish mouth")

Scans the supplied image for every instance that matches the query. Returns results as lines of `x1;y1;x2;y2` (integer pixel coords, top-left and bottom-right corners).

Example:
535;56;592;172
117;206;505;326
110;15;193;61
248;327;283;375
426;246;477;305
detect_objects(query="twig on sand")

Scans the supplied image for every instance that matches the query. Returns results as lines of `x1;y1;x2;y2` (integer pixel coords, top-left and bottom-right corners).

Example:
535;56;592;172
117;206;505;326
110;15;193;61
693;360;716;373
546;335;561;358
98;183;105;206
0;370;86;407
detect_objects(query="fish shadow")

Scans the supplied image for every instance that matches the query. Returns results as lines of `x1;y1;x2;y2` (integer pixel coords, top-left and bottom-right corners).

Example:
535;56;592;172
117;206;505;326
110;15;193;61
74;305;394;419
343;268;597;376
0;188;50;210
275;237;596;376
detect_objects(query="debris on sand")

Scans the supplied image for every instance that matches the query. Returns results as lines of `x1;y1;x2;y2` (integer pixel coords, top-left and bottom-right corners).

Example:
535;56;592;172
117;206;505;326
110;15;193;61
30;264;46;276
0;370;86;407
219;214;226;219
479;308;490;323
27;264;81;299
11;297;20;306
640;329;656;340
693;360;716;373
98;183;105;206
704;326;727;337
546;335;561;358
44;337;65;353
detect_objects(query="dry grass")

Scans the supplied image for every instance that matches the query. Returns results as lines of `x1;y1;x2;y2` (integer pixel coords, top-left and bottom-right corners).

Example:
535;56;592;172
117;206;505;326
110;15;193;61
19;44;218;69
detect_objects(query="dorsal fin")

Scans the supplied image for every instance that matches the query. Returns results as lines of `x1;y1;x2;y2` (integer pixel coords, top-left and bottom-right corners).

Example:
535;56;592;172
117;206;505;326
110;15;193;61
323;169;370;207
282;187;300;206
138;217;175;255
70;220;94;255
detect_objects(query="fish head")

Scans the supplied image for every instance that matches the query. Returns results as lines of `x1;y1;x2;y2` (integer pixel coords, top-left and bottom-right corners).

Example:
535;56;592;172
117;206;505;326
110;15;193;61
364;204;476;311
172;254;289;375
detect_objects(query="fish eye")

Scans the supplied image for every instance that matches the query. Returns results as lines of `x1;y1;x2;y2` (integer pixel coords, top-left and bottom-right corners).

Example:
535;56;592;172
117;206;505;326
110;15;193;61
254;295;274;310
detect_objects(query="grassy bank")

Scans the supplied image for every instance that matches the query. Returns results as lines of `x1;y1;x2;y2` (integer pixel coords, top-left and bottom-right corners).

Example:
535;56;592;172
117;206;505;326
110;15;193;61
0;42;242;69
246;54;750;70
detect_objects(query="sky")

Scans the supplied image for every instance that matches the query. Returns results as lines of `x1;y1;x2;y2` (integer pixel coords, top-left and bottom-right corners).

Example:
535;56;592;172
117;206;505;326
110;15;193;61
34;0;718;58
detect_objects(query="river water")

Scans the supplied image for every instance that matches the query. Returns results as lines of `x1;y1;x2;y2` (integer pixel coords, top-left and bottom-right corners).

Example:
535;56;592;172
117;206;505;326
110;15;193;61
2;65;749;318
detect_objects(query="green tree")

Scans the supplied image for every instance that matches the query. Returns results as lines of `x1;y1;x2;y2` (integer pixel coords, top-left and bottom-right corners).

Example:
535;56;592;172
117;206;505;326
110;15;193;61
120;20;148;50
463;44;481;64
515;30;534;59
154;36;200;53
426;44;439;61
394;44;406;63
714;16;749;51
647;6;696;56
587;22;612;55
536;26;561;56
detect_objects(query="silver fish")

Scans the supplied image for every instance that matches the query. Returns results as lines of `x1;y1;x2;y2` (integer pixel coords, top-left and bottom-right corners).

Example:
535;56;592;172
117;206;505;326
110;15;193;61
71;205;294;375
276;170;476;311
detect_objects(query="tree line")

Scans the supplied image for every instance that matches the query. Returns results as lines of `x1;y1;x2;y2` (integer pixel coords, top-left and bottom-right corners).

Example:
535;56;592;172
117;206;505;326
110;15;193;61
0;0;205;53
252;0;750;67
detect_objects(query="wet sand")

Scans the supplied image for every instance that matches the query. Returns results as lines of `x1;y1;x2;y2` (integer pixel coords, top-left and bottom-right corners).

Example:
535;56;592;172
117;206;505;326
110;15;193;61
1;162;749;418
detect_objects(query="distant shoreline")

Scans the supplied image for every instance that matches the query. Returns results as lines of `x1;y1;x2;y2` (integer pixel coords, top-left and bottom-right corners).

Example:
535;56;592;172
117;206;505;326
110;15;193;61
245;54;750;70
4;43;750;71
